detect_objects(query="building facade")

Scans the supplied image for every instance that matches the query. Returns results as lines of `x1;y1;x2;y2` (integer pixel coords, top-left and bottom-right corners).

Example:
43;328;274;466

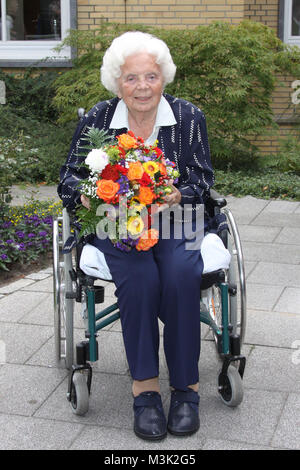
0;0;299;154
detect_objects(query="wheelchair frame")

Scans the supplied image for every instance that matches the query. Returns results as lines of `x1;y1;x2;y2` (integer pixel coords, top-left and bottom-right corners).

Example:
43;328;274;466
53;191;246;415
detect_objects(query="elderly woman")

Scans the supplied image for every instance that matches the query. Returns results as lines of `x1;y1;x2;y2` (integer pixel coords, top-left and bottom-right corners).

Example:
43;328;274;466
58;31;223;441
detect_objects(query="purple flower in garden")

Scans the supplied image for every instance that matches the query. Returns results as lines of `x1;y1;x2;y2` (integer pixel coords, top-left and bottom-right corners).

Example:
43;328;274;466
17;243;25;251
38;231;48;237
16;231;25;238
5;239;14;244
27;233;36;238
0;253;8;260
42;216;53;225
2;221;12;228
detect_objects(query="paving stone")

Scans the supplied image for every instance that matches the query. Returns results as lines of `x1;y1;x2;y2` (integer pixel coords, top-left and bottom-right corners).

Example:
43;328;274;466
246;283;284;311
271;393;300;450
225;196;269;225
25;272;51;281
70;424;204;450
252;211;300;228
0;278;36;294
238;225;281;243
0;322;54;364
247;262;300;288
244;309;300;348
190;384;285;447
202;439;278;450
0;363;67;416
273;287;300;314
242;241;300;264
0;291;49;323
21;276;54;293
20;293;54;326
0;414;83;450
261;200;299;214
273;227;300;245
244;345;300;393
91;331;129;375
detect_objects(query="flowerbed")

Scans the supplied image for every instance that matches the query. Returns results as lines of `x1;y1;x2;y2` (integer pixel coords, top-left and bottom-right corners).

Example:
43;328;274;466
0;200;62;272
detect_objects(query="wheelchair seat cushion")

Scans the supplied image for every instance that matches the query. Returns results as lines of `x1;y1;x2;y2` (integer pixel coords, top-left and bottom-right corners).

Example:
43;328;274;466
79;233;231;281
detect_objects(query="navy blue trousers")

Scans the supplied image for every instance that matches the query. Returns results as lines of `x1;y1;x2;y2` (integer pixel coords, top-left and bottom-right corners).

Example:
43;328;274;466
90;219;203;391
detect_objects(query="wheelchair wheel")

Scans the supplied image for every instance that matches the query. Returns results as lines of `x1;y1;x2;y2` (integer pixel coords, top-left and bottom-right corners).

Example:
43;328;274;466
218;365;244;407
224;208;247;346
53;209;74;369
70;371;89;416
204;208;246;355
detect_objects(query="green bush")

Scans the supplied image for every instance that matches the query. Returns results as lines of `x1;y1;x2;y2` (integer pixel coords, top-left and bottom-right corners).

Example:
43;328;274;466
0;69;59;122
53;21;300;169
0;69;76;185
214;168;300;200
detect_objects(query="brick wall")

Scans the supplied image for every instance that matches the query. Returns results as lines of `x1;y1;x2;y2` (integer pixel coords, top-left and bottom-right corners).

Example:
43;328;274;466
77;0;245;30
244;0;279;35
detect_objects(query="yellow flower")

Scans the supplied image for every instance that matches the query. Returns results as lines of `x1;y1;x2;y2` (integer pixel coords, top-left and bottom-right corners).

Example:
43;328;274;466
143;161;159;177
128;202;147;217
127;216;144;237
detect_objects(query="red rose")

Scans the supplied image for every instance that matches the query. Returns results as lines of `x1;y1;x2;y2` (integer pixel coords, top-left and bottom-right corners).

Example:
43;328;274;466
154;147;163;159
139;172;152;187
101;164;128;181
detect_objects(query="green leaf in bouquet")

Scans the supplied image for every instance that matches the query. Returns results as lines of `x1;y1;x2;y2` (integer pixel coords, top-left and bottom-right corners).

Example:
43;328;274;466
79;127;115;152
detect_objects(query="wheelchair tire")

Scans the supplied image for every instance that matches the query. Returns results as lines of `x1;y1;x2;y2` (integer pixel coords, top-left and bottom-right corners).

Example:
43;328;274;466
53;210;74;369
218;365;244;407
70;371;89;416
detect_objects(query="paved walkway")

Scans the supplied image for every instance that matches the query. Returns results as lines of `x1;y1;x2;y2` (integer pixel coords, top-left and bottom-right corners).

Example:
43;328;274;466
0;186;299;450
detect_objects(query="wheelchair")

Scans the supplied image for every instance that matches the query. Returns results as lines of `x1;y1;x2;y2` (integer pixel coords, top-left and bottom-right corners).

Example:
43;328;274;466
52;190;246;416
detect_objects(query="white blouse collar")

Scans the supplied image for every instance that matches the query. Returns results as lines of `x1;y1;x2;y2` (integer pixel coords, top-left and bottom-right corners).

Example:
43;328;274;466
109;95;177;130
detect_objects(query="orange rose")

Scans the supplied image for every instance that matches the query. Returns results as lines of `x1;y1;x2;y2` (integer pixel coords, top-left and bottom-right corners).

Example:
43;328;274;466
96;179;120;203
136;229;159;251
117;133;139;150
138;186;155;205
127;161;144;181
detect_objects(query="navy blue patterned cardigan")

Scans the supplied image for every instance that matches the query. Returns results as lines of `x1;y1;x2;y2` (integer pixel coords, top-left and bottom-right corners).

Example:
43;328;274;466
58;93;226;235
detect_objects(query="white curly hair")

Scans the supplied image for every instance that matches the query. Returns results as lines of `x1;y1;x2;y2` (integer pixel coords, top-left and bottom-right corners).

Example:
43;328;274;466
100;31;176;95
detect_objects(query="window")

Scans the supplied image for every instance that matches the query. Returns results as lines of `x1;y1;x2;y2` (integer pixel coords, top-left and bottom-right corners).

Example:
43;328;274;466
281;0;300;46
0;0;76;66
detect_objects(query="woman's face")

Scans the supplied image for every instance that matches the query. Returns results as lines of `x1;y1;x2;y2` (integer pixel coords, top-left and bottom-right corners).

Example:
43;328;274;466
117;52;164;116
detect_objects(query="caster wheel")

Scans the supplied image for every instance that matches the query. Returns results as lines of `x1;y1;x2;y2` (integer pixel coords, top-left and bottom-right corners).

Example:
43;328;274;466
218;365;244;407
70;372;89;416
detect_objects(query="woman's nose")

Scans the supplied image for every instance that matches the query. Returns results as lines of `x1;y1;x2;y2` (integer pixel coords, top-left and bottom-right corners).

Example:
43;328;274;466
137;77;149;89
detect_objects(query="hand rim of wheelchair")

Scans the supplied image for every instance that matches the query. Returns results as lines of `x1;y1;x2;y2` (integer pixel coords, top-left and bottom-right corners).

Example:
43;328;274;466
52;211;74;369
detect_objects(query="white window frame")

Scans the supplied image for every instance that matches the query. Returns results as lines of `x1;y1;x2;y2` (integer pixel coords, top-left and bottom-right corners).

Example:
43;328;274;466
283;0;300;46
0;0;75;66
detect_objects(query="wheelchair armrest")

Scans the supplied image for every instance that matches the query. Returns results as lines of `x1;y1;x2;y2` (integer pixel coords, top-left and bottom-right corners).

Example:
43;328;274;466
208;189;227;209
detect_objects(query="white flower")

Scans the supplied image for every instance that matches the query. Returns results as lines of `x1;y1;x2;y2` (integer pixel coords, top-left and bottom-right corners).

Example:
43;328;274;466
85;148;109;174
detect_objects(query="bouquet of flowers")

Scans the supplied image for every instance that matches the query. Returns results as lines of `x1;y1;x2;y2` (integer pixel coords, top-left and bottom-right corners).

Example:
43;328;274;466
76;128;180;252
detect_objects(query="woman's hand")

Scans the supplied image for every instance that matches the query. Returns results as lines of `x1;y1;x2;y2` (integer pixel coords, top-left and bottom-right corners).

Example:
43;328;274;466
163;183;181;207
81;194;91;209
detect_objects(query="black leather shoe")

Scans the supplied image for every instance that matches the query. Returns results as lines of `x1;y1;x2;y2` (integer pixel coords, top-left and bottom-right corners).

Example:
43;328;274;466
167;389;200;436
133;391;167;441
